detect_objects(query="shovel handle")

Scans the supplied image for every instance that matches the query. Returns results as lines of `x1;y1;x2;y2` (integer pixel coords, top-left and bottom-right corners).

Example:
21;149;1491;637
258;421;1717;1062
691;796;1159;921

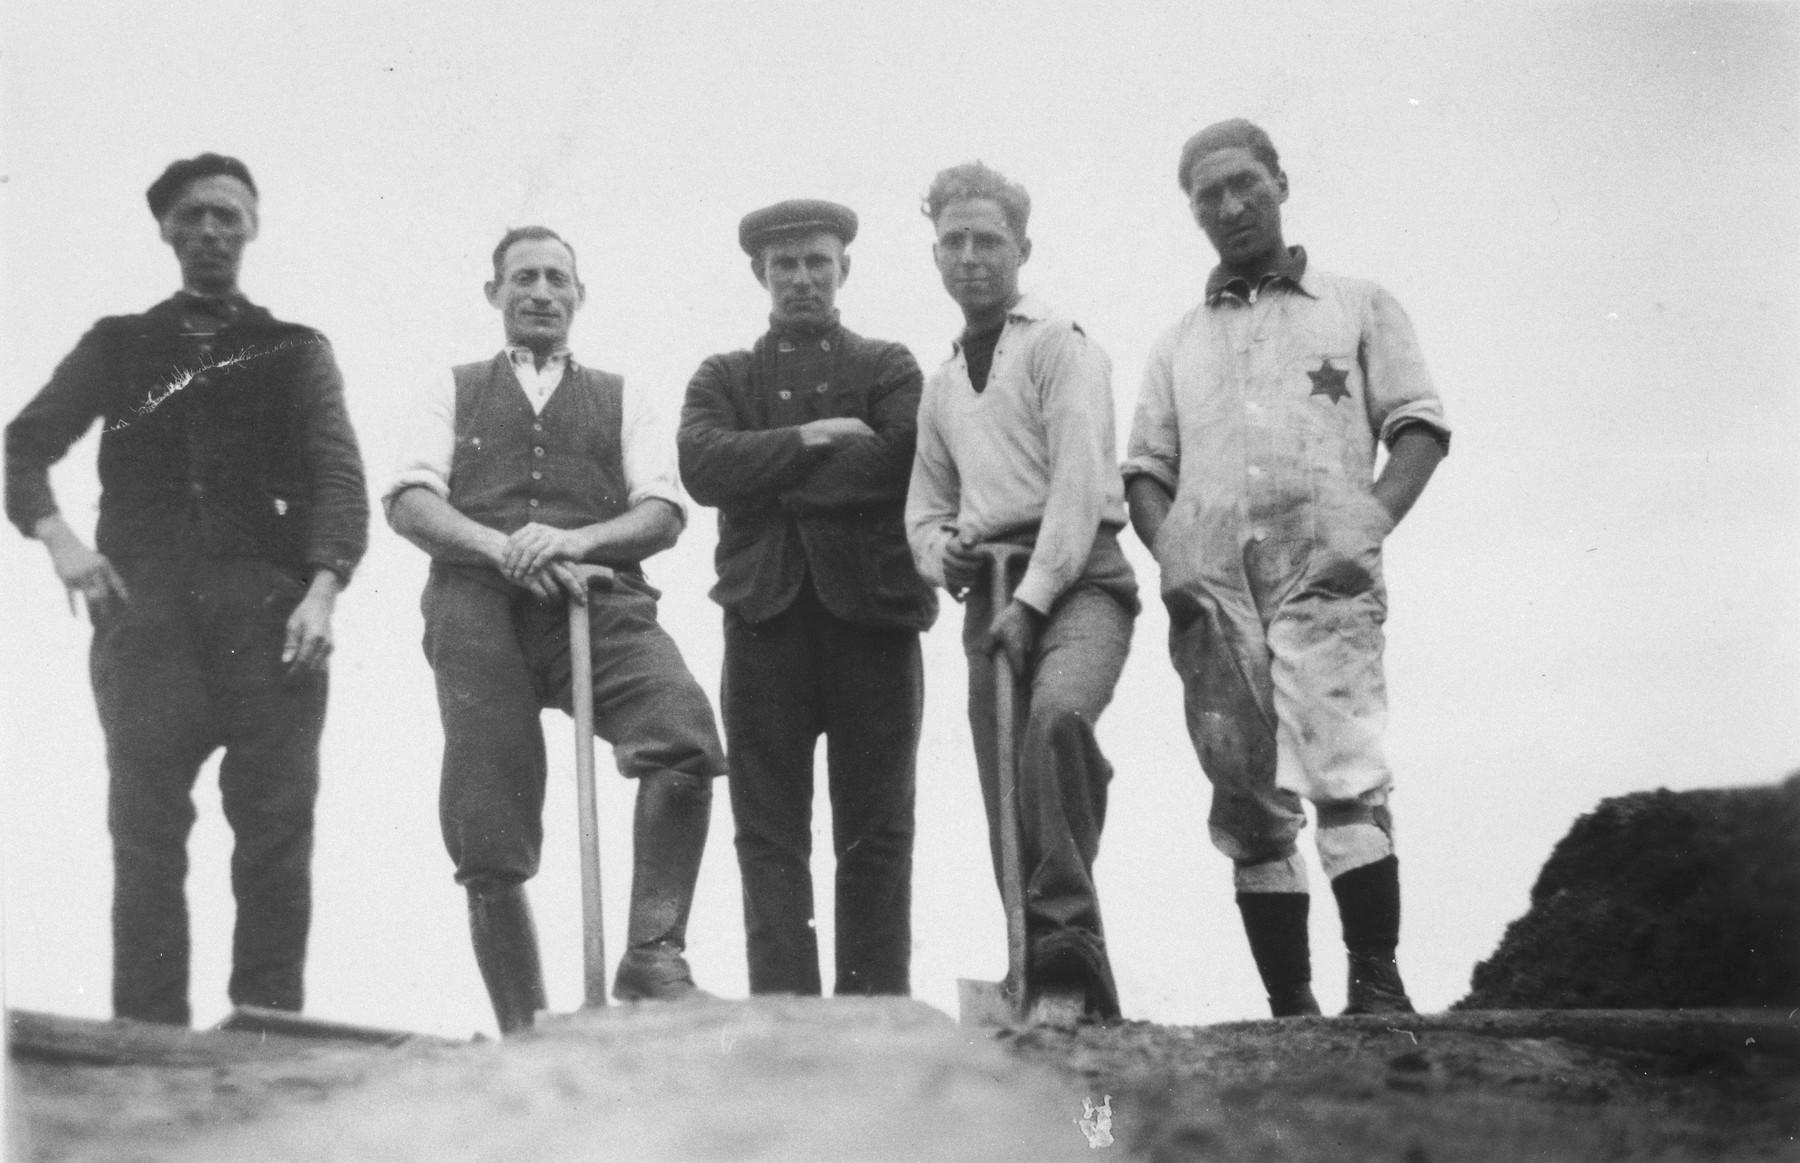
976;543;1032;1012
567;563;616;1009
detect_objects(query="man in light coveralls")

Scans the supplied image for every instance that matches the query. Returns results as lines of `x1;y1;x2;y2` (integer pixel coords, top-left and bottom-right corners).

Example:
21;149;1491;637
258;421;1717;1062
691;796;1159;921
1123;120;1449;1016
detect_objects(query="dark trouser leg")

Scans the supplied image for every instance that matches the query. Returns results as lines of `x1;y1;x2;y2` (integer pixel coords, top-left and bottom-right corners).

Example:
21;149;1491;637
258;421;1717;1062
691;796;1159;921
965;583;1134;1019
467;883;547;1034
721;605;823;995
422;572;553;1029
92;560;217;1026
531;580;724;996
1332;854;1412;1014
207;561;326;1013
821;614;921;997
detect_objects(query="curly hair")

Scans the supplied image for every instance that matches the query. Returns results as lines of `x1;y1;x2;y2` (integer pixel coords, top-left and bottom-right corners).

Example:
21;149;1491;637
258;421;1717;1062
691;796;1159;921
921;161;1031;243
490;225;580;283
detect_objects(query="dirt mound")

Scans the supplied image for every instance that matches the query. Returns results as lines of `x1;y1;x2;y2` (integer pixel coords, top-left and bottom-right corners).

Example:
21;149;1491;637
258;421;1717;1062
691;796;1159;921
1458;773;1800;1010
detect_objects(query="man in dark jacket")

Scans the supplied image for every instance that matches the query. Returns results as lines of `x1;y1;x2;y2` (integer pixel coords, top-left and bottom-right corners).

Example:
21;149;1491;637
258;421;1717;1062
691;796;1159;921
679;200;936;997
4;153;369;1025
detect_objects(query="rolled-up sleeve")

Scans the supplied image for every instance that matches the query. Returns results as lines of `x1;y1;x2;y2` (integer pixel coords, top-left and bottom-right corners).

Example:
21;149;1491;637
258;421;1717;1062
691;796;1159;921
1123;323;1181;492
385;369;457;510
621;381;688;523
1361;287;1450;452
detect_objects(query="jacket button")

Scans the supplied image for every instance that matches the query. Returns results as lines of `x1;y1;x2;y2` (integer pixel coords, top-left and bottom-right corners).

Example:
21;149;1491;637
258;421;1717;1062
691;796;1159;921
533;422;544;432
531;471;542;480
533;447;545;457
814;383;828;394
528;498;540;508
820;339;830;351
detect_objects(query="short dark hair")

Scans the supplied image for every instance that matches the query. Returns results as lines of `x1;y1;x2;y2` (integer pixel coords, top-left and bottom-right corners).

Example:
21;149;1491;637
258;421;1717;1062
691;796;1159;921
490;225;580;283
146;153;258;220
1177;120;1282;194
921;161;1031;243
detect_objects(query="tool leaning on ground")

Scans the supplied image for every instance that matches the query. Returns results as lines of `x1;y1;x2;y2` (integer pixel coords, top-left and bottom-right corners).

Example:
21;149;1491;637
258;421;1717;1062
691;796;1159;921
956;543;1086;1029
564;562;618;1010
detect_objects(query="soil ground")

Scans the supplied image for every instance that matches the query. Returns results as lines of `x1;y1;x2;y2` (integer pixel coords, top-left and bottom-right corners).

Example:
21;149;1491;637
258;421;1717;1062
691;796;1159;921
11;999;1798;1162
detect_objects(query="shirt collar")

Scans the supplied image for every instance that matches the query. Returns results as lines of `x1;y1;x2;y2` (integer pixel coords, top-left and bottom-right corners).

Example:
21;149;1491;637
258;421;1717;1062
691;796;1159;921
953;292;1047;352
1204;245;1312;305
171;289;253;325
505;344;571;373
768;311;842;343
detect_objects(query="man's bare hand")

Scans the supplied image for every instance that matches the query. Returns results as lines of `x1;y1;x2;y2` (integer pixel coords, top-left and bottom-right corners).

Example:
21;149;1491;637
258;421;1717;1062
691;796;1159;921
502;522;584;581
941;531;986;596
984;599;1044;676
38;517;130;620
798;417;875;450
282;574;340;676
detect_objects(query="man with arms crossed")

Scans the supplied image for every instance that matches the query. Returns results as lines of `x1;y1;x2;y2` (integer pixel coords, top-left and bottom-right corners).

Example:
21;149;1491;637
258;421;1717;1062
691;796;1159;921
1124;120;1449;1016
680;200;935;998
907;163;1138;1022
387;227;725;1033
5;154;368;1025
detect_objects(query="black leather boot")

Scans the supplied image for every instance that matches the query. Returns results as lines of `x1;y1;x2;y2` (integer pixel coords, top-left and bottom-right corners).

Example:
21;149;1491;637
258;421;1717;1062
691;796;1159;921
1331;856;1414;1014
467;884;548;1035
614;772;712;1002
1236;891;1321;1017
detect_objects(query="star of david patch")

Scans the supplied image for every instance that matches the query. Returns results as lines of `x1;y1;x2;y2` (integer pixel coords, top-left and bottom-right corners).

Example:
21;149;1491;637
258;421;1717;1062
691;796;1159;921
1307;359;1350;404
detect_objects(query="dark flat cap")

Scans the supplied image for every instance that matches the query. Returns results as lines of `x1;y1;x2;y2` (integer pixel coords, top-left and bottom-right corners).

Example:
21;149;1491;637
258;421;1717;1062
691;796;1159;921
739;199;858;256
147;153;258;219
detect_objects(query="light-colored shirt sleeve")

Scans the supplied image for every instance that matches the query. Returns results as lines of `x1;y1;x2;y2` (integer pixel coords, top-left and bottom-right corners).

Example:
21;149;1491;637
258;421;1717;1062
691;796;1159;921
903;371;959;588
384;368;458;508
1012;324;1115;615
619;381;688;523
1361;287;1450;449
1122;321;1182;492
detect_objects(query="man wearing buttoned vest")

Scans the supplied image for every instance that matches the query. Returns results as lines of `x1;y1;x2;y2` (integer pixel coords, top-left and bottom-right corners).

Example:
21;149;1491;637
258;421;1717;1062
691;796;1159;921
1124;120;1449;1017
680;200;935;997
4;154;369;1025
387;226;725;1033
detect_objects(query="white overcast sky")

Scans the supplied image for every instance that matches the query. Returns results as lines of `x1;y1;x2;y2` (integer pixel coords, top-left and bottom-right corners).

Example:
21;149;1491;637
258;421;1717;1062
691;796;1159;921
3;2;1796;1038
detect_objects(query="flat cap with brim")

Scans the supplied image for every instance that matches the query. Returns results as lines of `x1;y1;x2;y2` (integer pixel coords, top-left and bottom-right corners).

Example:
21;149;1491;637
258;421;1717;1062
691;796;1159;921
146;153;258;220
739;199;858;256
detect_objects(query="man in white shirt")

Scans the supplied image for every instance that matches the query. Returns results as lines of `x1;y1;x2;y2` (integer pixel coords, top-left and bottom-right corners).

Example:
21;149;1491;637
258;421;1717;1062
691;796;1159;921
907;163;1138;1022
386;227;725;1033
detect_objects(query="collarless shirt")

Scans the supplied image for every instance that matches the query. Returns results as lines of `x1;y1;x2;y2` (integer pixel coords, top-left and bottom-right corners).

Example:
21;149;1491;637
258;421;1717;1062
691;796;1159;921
385;347;683;519
906;293;1128;614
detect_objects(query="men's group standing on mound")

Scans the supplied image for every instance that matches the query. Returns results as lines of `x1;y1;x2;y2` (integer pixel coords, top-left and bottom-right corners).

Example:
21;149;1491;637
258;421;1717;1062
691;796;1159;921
5;118;1446;1033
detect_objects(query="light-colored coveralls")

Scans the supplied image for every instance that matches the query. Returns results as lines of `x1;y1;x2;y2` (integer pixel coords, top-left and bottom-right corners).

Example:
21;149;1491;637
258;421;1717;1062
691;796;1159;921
1123;260;1448;892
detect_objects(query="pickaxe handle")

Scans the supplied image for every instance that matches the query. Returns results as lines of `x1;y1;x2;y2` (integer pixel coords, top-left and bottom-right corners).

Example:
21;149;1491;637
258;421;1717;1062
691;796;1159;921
977;542;1033;1010
565;563;616;1008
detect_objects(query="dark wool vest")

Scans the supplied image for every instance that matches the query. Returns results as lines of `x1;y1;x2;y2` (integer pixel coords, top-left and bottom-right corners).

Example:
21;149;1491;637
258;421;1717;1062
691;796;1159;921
448;353;631;536
93;312;323;568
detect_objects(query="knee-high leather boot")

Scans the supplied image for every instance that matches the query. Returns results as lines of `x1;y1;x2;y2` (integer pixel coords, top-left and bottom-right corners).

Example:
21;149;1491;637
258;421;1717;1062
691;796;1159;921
613;772;713;1002
1236;891;1321;1017
467;883;548;1034
1332;855;1414;1015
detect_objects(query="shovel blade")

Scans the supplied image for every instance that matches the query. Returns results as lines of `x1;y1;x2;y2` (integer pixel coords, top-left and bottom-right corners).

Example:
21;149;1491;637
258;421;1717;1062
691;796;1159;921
957;977;1022;1027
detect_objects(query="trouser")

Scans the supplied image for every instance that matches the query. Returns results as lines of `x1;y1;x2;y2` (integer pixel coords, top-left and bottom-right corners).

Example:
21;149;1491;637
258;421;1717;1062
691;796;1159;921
1168;510;1396;894
421;566;724;892
962;560;1135;1003
90;557;325;1025
723;582;922;996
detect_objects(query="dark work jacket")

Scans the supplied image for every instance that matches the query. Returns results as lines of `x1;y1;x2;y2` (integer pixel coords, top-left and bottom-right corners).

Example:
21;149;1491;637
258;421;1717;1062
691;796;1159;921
679;320;937;631
441;353;640;590
4;294;368;582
